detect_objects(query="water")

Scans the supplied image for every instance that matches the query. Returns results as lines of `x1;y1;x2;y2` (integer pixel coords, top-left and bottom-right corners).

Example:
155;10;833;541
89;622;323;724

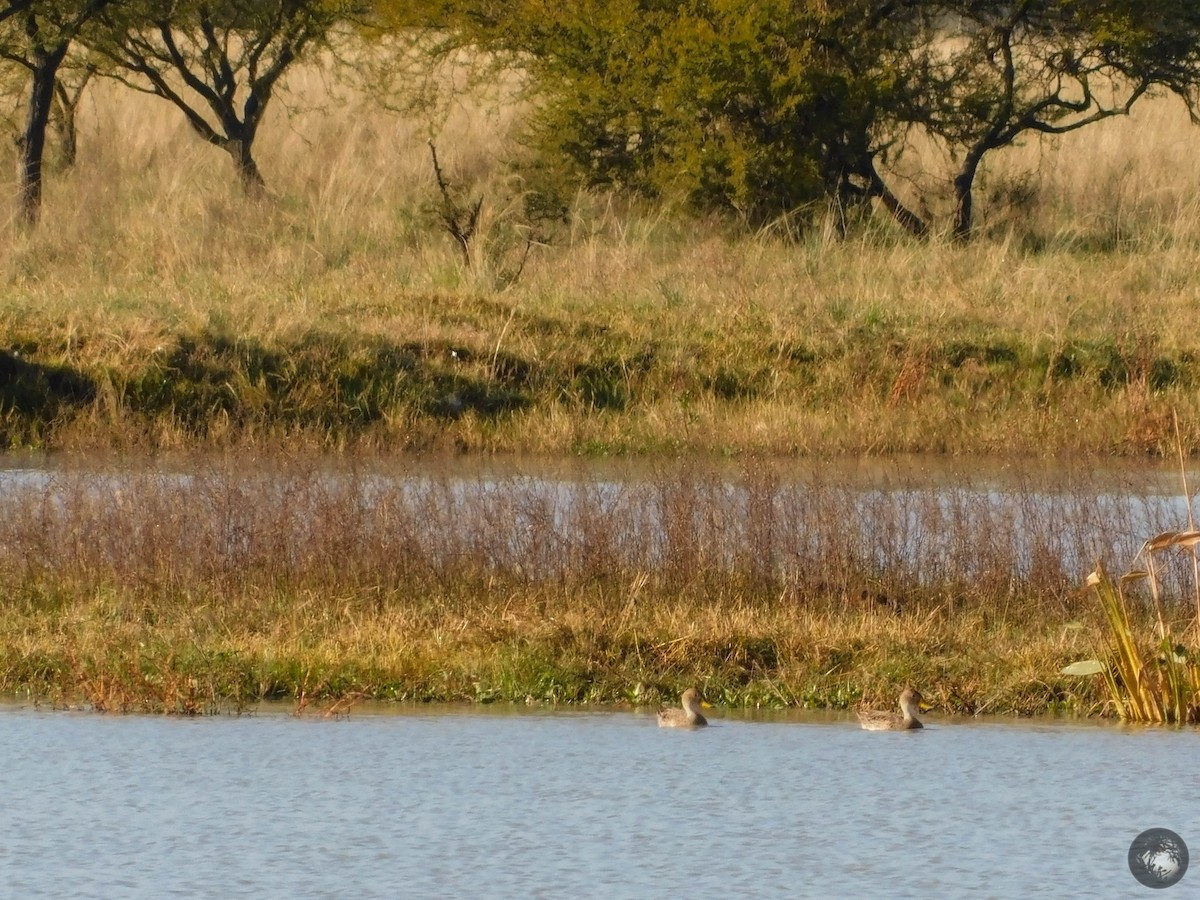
0;705;1194;898
1;452;1197;590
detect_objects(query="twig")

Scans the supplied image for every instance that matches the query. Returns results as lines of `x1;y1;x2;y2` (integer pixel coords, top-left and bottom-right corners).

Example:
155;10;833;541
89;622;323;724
322;691;365;718
428;140;482;268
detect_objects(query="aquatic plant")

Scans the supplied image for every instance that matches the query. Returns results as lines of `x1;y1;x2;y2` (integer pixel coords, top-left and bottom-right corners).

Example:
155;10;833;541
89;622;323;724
1066;564;1200;724
1065;426;1200;723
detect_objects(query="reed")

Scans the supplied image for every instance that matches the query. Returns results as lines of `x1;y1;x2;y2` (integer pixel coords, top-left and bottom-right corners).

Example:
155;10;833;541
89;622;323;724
1065;424;1200;724
1068;564;1200;724
0;453;1170;714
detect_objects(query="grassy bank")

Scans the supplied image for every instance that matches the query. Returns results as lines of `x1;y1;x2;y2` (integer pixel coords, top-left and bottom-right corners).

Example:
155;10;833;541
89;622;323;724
6;295;1199;456
1;575;1105;716
1;456;1188;715
1;77;1200;455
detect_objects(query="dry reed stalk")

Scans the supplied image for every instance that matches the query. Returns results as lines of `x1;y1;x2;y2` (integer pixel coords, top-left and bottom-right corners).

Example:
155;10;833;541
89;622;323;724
1069;436;1200;723
1172;409;1200;631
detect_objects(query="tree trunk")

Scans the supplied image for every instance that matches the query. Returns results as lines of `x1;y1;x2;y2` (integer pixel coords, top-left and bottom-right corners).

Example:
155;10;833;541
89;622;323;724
19;37;69;226
51;89;77;168
227;139;267;197
952;152;984;241
866;165;928;238
51;70;92;170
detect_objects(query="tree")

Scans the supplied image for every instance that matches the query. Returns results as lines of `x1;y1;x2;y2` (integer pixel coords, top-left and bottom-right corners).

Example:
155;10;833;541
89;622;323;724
448;0;947;230
454;0;1200;239
89;0;352;194
1;40;96;166
883;0;1200;238
0;0;106;224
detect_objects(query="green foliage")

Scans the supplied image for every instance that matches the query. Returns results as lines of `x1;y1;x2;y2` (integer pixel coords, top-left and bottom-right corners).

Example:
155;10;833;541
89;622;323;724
463;0;892;225
454;0;1200;234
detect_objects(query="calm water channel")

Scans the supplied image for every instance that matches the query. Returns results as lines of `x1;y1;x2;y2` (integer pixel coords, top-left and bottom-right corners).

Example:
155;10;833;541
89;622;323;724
0;704;1194;898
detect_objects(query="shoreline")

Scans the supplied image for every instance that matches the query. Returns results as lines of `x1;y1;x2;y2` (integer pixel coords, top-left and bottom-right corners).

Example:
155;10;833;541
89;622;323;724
0;451;1181;719
0;586;1112;717
0;695;1125;727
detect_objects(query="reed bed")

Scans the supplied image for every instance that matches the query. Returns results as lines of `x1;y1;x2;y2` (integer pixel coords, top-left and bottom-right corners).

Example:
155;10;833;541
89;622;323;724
1;454;1193;713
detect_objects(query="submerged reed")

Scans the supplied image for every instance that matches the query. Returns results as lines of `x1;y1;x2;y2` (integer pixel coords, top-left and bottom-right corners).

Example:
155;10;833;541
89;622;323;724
0;453;1172;714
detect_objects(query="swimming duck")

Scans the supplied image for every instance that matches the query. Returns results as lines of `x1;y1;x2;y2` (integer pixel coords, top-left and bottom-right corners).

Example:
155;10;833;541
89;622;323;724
857;687;925;731
657;687;708;728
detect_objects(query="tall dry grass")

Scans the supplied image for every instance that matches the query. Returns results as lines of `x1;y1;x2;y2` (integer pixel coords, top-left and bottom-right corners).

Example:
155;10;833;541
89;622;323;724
0;59;1197;325
0;56;1199;456
1;454;1194;712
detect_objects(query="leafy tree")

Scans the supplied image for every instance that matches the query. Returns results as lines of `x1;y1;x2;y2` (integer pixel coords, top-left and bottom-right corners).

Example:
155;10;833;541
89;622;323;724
886;0;1200;238
455;0;1200;238
450;1;930;229
88;0;354;194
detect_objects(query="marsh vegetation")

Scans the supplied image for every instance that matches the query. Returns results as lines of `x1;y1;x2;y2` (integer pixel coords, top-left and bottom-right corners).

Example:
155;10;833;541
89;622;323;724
1;37;1199;712
3;454;1197;714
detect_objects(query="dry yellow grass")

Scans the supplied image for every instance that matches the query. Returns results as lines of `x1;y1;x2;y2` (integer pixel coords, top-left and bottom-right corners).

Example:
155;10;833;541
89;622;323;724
0;58;1197;456
1;62;1197;329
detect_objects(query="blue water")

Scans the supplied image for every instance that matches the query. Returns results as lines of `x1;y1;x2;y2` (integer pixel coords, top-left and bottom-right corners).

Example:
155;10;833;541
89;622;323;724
0;705;1193;898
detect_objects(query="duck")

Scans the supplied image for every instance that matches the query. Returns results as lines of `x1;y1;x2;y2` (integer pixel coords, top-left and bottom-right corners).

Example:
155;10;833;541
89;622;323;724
857;687;925;731
657;687;708;728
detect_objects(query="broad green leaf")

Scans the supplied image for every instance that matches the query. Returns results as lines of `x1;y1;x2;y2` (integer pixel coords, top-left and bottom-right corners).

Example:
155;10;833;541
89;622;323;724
1060;659;1106;676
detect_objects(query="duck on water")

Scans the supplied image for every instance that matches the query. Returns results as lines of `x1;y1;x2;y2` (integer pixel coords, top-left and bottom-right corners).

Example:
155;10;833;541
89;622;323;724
857;687;927;731
657;688;708;728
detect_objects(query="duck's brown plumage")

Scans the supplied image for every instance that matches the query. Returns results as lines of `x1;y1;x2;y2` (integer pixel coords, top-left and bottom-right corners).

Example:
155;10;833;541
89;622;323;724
857;687;925;731
657;687;708;728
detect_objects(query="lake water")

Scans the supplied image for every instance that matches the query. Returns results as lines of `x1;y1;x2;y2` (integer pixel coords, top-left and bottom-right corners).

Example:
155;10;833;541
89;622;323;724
1;704;1194;898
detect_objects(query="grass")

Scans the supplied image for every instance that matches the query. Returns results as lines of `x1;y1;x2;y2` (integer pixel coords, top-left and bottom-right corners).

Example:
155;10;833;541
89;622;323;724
0;71;1198;454
2;60;1200;713
0;454;1187;715
1;577;1098;716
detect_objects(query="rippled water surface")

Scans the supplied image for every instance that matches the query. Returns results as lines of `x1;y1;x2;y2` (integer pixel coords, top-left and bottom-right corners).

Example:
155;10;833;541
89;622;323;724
1;705;1195;898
